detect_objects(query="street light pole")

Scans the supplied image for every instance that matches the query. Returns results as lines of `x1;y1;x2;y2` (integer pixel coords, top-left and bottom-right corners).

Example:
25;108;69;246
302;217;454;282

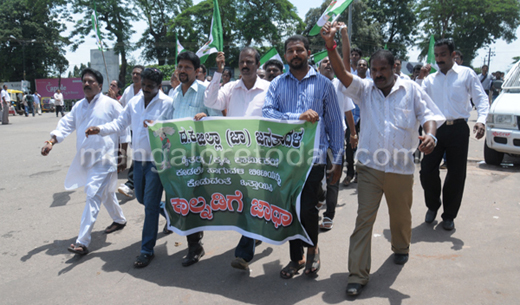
9;35;35;83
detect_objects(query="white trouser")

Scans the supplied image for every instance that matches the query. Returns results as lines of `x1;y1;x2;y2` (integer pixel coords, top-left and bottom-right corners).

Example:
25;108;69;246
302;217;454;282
76;170;126;247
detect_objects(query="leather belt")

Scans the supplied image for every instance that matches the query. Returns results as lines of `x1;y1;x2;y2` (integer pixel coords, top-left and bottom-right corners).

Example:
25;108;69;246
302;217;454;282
445;118;466;125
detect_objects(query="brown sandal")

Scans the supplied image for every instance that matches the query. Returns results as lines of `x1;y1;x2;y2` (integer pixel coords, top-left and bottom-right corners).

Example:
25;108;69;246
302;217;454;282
67;243;89;255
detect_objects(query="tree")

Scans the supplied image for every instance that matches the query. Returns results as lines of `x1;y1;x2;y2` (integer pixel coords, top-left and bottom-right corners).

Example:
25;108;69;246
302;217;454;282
0;0;69;88
172;0;303;69
68;0;138;84
134;0;193;65
67;63;90;78
303;0;383;57
416;0;520;65
366;0;417;60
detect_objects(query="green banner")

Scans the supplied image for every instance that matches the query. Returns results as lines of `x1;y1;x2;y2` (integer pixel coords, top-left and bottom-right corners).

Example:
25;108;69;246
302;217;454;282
148;117;320;245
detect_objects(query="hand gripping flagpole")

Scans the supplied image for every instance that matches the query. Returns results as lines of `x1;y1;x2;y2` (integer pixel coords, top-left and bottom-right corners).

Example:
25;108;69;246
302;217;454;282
92;3;110;84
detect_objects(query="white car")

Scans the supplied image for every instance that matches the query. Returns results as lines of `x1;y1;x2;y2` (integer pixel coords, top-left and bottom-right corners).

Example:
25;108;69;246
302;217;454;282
484;61;520;165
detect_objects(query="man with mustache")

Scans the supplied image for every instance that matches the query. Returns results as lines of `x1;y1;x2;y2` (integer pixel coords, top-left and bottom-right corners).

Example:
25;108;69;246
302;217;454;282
263;59;284;82
41;68;130;255
163;51;222;267
204;48;270;116
118;65;145;199
263;35;344;279
85;68;173;267
321;22;445;296
201;47;270;271
417;39;489;231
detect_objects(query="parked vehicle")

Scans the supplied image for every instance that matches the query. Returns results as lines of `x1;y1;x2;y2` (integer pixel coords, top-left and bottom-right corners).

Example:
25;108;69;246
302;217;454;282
41;97;55;113
484;60;520;165
7;89;24;115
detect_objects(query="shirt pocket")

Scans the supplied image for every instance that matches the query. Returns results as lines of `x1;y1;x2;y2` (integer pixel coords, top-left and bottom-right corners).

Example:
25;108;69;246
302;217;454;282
394;108;415;130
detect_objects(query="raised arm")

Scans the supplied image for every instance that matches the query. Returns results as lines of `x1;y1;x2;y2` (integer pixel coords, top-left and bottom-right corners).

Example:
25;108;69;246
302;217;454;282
320;22;354;89
337;22;351;72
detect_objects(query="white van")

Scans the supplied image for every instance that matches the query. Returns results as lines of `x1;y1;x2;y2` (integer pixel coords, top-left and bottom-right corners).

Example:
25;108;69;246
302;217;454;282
484;61;520;165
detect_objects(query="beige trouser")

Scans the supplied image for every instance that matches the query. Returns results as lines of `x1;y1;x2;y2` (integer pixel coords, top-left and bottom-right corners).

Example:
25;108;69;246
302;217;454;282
348;163;414;285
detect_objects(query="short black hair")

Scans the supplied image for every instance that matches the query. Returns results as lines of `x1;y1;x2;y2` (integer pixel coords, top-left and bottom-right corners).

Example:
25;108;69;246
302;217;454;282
177;51;200;71
369;49;395;68
241;47;261;65
434;38;455;54
81;68;104;85
199;64;207;74
116;80;124;89
133;65;145;72
222;68;232;77
351;47;363;57
395;57;402;63
413;64;423;72
482;64;489;69
284;35;310;52
141;68;164;86
454;50;463;60
263;59;284;71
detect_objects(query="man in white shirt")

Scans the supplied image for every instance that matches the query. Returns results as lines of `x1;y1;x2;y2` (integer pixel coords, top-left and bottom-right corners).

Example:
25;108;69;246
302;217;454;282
395;58;411;80
1;84;10;124
204;48;270;117
199;47;270;271
417;38;489;231
118;65;145;198
196;64;210;86
321;22;445;296
478;64;493;96
54;89;64;117
85;68;173;268
33;91;42;115
41;68;130;255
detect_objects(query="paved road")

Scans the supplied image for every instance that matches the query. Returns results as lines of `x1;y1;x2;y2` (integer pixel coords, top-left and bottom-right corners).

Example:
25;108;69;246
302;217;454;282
1;111;519;304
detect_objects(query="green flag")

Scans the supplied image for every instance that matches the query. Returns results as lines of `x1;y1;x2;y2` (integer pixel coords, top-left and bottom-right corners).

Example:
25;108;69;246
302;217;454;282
427;35;437;73
91;4;103;51
175;32;185;67
309;0;354;36
260;48;283;66
196;0;223;64
310;50;328;65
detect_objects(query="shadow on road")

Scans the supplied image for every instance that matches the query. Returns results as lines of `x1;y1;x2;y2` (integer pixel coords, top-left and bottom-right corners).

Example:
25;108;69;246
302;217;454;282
50;191;75;207
383;222;464;251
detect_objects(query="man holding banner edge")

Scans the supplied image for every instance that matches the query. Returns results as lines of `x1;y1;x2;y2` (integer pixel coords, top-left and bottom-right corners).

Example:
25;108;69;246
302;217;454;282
263;35;344;279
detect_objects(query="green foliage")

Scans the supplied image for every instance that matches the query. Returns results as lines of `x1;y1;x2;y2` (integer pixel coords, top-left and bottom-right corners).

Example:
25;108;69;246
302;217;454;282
0;0;69;87
171;0;302;69
67;63;91;78
303;0;383;59
416;0;520;66
147;64;176;81
68;0;138;84
512;56;520;64
134;0;193;66
365;0;417;60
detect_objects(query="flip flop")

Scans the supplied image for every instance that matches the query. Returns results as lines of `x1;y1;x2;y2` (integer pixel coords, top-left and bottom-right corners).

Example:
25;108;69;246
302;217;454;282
342;176;353;187
319;217;334;230
305;248;320;277
280;261;305;279
67;243;89;255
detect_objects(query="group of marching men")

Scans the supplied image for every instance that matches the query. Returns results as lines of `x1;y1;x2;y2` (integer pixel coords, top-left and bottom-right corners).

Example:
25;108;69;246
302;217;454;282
41;21;488;297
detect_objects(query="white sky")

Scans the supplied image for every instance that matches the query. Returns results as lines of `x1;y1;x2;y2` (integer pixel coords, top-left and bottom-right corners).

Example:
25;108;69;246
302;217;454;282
63;1;519;75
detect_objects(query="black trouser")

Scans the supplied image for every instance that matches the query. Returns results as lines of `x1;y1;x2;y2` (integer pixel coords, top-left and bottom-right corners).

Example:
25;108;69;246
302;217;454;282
420;121;469;220
345;121;360;178
125;161;134;189
323;150;343;220
56;105;64;117
290;164;325;262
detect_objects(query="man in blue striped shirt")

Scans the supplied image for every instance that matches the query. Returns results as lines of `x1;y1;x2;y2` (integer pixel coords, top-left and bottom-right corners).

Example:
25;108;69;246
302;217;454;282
263;35;344;279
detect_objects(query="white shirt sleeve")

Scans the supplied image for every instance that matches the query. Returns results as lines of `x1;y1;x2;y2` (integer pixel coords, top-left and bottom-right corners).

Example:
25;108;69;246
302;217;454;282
204;72;228;111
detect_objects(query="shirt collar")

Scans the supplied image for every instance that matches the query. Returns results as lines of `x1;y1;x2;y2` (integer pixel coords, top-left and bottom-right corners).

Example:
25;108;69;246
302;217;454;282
86;92;102;104
176;80;199;94
237;75;264;91
284;66;317;82
370;75;405;96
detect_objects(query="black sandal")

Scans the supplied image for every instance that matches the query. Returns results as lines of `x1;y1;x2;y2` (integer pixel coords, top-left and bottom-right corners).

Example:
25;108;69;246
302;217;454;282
305;248;320;277
134;253;155;268
67;243;89;255
280;261;305;279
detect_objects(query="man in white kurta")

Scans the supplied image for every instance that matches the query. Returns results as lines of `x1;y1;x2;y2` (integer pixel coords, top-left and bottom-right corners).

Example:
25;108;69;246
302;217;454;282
41;68;130;255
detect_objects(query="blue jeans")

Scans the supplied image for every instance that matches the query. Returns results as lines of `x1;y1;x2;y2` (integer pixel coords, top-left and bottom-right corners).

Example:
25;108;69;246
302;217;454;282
235;236;255;262
134;161;164;255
